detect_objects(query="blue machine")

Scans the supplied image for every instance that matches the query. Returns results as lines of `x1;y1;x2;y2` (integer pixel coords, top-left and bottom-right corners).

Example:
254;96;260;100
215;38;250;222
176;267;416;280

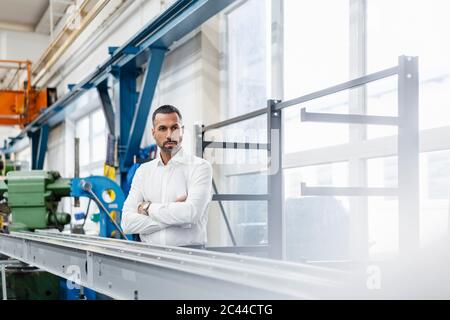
61;175;131;300
71;176;129;239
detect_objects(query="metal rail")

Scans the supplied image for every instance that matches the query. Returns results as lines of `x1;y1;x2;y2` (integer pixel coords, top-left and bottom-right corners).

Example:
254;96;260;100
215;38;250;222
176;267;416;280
0;231;350;299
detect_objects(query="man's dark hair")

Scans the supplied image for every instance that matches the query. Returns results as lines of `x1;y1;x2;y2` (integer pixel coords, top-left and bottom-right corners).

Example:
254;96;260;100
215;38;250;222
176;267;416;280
152;105;182;124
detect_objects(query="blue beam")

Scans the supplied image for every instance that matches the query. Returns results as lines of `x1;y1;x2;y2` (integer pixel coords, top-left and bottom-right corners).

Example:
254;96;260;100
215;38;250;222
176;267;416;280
117;65;138;168
29;124;49;170
96;80;115;134
108;46;119;55
122;48;166;170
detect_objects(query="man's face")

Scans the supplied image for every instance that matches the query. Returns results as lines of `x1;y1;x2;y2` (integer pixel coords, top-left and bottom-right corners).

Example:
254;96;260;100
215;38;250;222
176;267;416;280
152;112;183;153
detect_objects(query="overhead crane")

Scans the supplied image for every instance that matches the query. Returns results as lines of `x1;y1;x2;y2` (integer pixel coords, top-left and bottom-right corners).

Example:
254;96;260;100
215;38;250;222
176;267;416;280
0;60;56;128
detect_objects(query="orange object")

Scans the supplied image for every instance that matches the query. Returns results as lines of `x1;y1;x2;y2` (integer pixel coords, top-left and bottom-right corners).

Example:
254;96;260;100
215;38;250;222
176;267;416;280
0;60;55;128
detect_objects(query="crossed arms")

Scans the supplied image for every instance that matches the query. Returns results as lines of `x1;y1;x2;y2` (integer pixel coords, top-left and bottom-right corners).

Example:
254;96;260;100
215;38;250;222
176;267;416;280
121;161;213;235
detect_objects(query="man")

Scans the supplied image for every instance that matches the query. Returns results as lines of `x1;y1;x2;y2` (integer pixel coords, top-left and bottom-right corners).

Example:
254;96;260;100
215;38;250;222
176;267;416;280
121;105;213;247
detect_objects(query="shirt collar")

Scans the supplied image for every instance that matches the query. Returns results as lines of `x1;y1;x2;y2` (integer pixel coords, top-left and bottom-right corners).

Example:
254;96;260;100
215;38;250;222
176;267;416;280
156;146;186;166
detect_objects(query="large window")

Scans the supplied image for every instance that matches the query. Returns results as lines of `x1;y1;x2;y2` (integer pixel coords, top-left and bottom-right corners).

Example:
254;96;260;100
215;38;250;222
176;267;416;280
216;0;269;247
73;108;107;235
366;0;450;257
367;0;450;130
227;0;267;118
284;0;349;98
75;108;107;176
283;0;350;152
221;0;450;261
282;0;352;262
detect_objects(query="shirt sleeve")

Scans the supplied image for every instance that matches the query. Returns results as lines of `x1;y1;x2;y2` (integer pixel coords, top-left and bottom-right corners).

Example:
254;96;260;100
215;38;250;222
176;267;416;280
148;161;213;226
121;165;168;235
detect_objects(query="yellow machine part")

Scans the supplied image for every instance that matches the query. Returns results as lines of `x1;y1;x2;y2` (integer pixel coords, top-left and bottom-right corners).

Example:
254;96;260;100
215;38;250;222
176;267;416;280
103;164;116;180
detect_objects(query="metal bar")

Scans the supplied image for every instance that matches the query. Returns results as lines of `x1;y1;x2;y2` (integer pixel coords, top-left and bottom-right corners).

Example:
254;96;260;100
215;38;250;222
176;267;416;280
0;232;349;299
203;141;269;150
123;48;166;169
301;183;398;197
0;260;23;266
96;80;115;134
212;179;237;246
300;108;399;126
397;55;420;256
206;245;268;253
79;179;128;240
267;100;283;260
32;231;347;281
212;194;269;201
275;66;398;110
74;137;80;207
203;107;267;132
117;65;137;173
1;264;6;300
30;124;49;170
37;124;49;170
195;124;204;158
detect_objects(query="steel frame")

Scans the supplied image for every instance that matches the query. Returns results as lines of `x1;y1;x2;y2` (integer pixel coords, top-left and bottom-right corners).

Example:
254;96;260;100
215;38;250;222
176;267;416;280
29;124;49;170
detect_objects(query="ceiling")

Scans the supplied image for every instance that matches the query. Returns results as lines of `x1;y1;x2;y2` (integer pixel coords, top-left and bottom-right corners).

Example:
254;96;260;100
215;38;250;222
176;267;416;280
0;0;72;34
0;0;49;32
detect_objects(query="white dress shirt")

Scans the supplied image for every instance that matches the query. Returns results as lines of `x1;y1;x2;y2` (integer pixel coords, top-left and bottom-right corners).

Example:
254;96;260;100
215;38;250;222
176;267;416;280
121;147;213;246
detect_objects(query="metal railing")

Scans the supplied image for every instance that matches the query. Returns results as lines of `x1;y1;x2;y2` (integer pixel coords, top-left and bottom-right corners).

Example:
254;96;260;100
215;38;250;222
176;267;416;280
198;55;419;259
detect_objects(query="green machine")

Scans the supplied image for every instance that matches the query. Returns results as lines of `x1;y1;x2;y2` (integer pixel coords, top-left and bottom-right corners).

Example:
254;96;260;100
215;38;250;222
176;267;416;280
0;170;127;300
0;170;71;232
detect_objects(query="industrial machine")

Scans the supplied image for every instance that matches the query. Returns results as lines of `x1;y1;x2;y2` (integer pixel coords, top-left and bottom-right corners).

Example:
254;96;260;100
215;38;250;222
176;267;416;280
0;170;127;238
0;170;130;299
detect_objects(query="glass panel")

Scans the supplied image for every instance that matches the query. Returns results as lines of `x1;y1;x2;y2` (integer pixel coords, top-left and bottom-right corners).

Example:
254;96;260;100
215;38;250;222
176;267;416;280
367;157;399;259
227;0;267;118
283;91;349;153
76;116;90;166
421;150;450;246
92;109;106;135
367;0;450;130
92;133;106;163
284;163;350;262
366;76;398;139
284;0;349;99
367;198;399;260
285;162;349;198
225;200;267;246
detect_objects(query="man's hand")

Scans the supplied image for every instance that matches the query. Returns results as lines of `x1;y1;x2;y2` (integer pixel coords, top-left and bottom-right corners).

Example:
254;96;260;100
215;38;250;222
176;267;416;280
137;201;151;215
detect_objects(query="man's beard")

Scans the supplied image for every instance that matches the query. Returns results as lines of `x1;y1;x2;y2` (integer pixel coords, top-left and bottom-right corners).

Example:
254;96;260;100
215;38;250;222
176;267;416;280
160;140;181;154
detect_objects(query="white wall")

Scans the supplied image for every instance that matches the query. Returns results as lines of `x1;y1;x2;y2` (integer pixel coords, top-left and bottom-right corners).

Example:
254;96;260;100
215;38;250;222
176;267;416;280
0;29;49;61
